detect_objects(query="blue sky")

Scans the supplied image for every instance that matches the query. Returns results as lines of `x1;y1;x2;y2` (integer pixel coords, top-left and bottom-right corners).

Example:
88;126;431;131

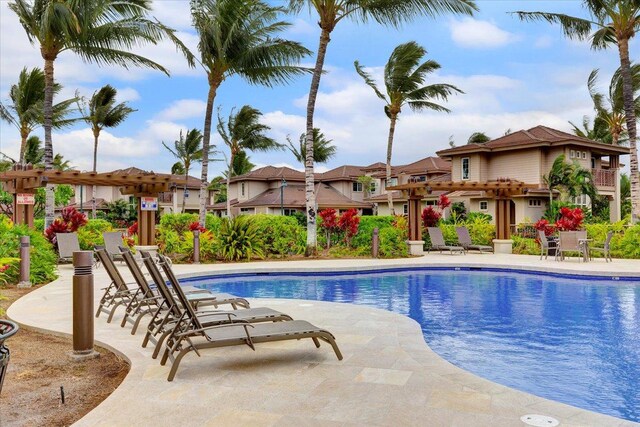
0;1;638;177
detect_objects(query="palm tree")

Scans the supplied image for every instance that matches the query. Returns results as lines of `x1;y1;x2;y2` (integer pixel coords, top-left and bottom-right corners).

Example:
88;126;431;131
24;135;44;165
515;1;640;222
163;129;204;213
0;67;77;163
189;0;311;226
543;154;597;208
217;105;282;216
79;85;136;218
569;115;613;144
8;0;193;225
229;150;255;177
357;175;375;198
467;132;491;144
355;41;462;213
286;128;337;164
288;0;477;254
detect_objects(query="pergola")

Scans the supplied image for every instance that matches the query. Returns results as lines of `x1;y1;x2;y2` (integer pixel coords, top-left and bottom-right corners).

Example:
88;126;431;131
0;165;188;246
388;179;540;242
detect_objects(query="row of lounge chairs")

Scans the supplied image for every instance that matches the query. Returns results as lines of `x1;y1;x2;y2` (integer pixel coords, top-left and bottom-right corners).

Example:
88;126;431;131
94;247;342;381
427;227;493;254
57;231;124;264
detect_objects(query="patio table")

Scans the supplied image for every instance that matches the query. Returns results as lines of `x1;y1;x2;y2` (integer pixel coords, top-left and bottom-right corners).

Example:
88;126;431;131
578;238;592;263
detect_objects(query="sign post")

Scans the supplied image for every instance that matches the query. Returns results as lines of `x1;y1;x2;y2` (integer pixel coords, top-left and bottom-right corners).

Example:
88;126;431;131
140;197;158;211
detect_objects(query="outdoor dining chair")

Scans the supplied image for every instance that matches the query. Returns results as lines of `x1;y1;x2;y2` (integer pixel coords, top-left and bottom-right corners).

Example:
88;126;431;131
538;230;556;260
589;230;614;262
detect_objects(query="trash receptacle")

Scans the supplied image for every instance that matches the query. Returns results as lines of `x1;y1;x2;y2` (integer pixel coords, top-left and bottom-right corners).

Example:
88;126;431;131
0;319;19;395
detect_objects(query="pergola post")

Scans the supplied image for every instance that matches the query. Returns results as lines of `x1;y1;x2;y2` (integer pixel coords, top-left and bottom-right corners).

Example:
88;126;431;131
406;190;425;256
137;197;156;246
493;194;513;254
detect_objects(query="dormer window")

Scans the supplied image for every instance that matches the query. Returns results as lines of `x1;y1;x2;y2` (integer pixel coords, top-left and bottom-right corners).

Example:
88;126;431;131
461;157;470;180
352;182;363;192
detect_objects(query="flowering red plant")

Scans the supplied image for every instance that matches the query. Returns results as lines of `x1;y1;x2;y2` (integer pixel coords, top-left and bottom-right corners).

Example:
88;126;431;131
437;194;451;210
319;209;339;232
555;207;584;231
338;209;360;246
127;221;138;236
189;221;207;233
421;206;442;228
534;219;556;236
44;207;88;244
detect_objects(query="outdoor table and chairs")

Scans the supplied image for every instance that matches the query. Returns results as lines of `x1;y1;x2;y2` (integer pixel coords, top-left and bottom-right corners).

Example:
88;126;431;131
555;231;591;262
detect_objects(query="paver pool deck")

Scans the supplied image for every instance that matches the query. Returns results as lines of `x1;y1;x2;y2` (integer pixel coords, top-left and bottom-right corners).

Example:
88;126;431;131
6;253;640;426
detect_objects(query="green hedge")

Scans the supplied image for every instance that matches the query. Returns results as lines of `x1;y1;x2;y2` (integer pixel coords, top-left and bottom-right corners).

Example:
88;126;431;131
0;217;57;284
78;219;113;250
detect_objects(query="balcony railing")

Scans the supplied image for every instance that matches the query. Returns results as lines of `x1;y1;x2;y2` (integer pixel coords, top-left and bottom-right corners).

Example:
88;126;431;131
591;169;616;188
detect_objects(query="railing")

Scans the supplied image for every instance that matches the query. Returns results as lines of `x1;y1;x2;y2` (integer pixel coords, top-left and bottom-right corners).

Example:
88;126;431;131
158;192;173;203
592;169;616;187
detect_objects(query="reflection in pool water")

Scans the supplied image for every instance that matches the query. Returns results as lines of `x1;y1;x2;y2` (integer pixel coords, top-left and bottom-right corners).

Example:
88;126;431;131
187;269;640;422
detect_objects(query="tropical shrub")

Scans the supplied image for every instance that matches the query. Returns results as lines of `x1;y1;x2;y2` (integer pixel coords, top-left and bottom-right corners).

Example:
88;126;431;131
205;214;223;235
159;213;199;234
217;216;264;261
251;215;305;256
338;209;360;247
77;219;113;250
351;216;395;249
555;207;584;231
466;212;492;223
45;207;88;245
318;208;339;248
534;219;555;236
378;227;408;258
512;235;540;255
97;199;137;228
0;217;57;284
421;206;441;227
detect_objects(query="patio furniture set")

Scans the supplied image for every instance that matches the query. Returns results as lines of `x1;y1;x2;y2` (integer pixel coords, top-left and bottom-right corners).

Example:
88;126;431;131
538;230;613;263
427;226;494;254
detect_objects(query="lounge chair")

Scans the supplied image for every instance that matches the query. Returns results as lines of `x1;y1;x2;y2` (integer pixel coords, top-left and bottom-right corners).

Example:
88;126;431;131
103;232;125;262
156;258;343;382
589;230;613;262
94;248;138;322
119;248;249;334
555;231;586;261
455;227;493;253
538;230;556;260
140;251;293;358
427;227;465;254
56;232;80;263
0;320;19;395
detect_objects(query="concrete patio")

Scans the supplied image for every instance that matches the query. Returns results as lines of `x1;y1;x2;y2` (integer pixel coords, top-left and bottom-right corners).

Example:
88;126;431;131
6;253;640;426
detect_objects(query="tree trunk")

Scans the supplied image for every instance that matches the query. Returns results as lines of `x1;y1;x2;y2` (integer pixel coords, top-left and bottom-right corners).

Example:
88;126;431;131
305;28;332;256
386;113;398;215
199;79;219;226
617;38;639;223
226;151;234;217
183;171;188;214
42;55;57;229
92;130;99;219
19;128;28;164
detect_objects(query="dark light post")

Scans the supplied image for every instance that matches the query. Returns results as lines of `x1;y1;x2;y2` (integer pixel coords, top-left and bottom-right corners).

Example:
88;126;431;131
280;178;287;216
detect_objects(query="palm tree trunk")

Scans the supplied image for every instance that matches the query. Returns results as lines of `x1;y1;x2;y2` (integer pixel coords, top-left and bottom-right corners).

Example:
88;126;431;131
43;56;56;229
226;151;234;217
305;28;331;256
386;113;398;215
617;38;639;223
19;129;28;164
199;79;219;226
183;171;188;214
92;131;99;219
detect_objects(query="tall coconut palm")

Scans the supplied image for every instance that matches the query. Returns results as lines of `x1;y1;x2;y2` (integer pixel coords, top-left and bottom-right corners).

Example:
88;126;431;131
515;1;640;222
189;0;311;226
288;0;477;254
286;128;337;164
217;105;283;216
0;67;77;163
355;41;462;213
163;129;204;213
8;0;193;226
79;85;136;218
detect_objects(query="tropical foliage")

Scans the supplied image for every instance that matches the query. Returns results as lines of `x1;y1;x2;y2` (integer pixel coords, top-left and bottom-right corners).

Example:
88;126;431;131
542;154;597;207
355;41;461;213
286;128;336;164
163;129;205;213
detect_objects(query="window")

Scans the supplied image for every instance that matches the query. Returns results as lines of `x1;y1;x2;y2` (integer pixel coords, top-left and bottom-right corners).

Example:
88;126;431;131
591;157;596;169
403;204;408;215
570;150;575;159
352;182;363;192
572;194;589;207
283;208;297;216
241;183;245;196
386;178;398;187
582;151;587;159
528;199;542;207
425;200;438;206
414;175;426;182
461;157;470;180
370;182;377;193
240;207;254;214
479;200;488;211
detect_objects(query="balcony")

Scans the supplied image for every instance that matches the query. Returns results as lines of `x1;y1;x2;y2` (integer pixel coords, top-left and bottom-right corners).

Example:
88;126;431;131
591;169;616;188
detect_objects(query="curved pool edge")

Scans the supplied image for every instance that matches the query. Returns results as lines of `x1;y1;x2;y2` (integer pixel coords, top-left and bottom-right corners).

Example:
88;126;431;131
6;255;639;426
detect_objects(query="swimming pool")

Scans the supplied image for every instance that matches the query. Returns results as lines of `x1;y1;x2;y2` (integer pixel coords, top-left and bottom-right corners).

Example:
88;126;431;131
187;268;640;422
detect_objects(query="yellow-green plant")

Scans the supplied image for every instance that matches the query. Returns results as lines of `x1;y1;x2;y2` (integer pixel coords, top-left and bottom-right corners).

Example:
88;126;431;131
217;216;264;261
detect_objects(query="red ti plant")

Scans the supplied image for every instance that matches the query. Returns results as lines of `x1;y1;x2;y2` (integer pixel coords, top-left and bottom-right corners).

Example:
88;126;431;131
534;219;556;236
438;194;451;210
127;221;138;237
45;207;88;244
421;206;442;228
555;207;584;231
338;209;360;246
189;221;207;234
319;208;339;248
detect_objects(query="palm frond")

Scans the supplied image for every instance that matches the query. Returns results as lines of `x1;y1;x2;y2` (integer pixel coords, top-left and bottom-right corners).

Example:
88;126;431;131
512;11;597;40
354;61;387;101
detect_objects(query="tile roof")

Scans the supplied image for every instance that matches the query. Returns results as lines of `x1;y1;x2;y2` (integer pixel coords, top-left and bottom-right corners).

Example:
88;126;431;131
371;157;451;178
366;190;447;202
229;166;305;183
436;125;630;156
319;165;369;181
234;184;372;209
107;167;201;188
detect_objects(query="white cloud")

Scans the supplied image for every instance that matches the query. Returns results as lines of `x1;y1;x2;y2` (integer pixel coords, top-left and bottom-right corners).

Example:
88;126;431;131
534;35;554;49
116;88;141;103
156;99;207;121
287;19;317;36
449;18;519;49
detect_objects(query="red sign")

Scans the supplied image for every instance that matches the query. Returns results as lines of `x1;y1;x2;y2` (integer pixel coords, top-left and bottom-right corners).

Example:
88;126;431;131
16;194;35;205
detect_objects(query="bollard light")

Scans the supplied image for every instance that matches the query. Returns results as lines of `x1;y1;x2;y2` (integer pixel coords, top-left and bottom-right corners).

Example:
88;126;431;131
18;236;31;288
372;227;379;258
193;229;200;264
71;251;99;360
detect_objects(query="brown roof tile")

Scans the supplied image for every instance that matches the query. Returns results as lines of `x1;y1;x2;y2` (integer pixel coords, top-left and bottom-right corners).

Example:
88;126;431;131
229;166;305;183
234;184;372;209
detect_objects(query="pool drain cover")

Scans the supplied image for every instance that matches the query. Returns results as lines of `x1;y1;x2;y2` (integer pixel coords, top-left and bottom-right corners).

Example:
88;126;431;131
520;414;559;427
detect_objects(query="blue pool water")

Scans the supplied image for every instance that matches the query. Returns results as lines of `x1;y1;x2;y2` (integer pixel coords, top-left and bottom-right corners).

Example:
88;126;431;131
187;268;640;422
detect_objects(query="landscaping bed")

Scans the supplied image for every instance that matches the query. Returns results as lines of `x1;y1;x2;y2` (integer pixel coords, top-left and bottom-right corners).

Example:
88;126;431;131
0;286;129;427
